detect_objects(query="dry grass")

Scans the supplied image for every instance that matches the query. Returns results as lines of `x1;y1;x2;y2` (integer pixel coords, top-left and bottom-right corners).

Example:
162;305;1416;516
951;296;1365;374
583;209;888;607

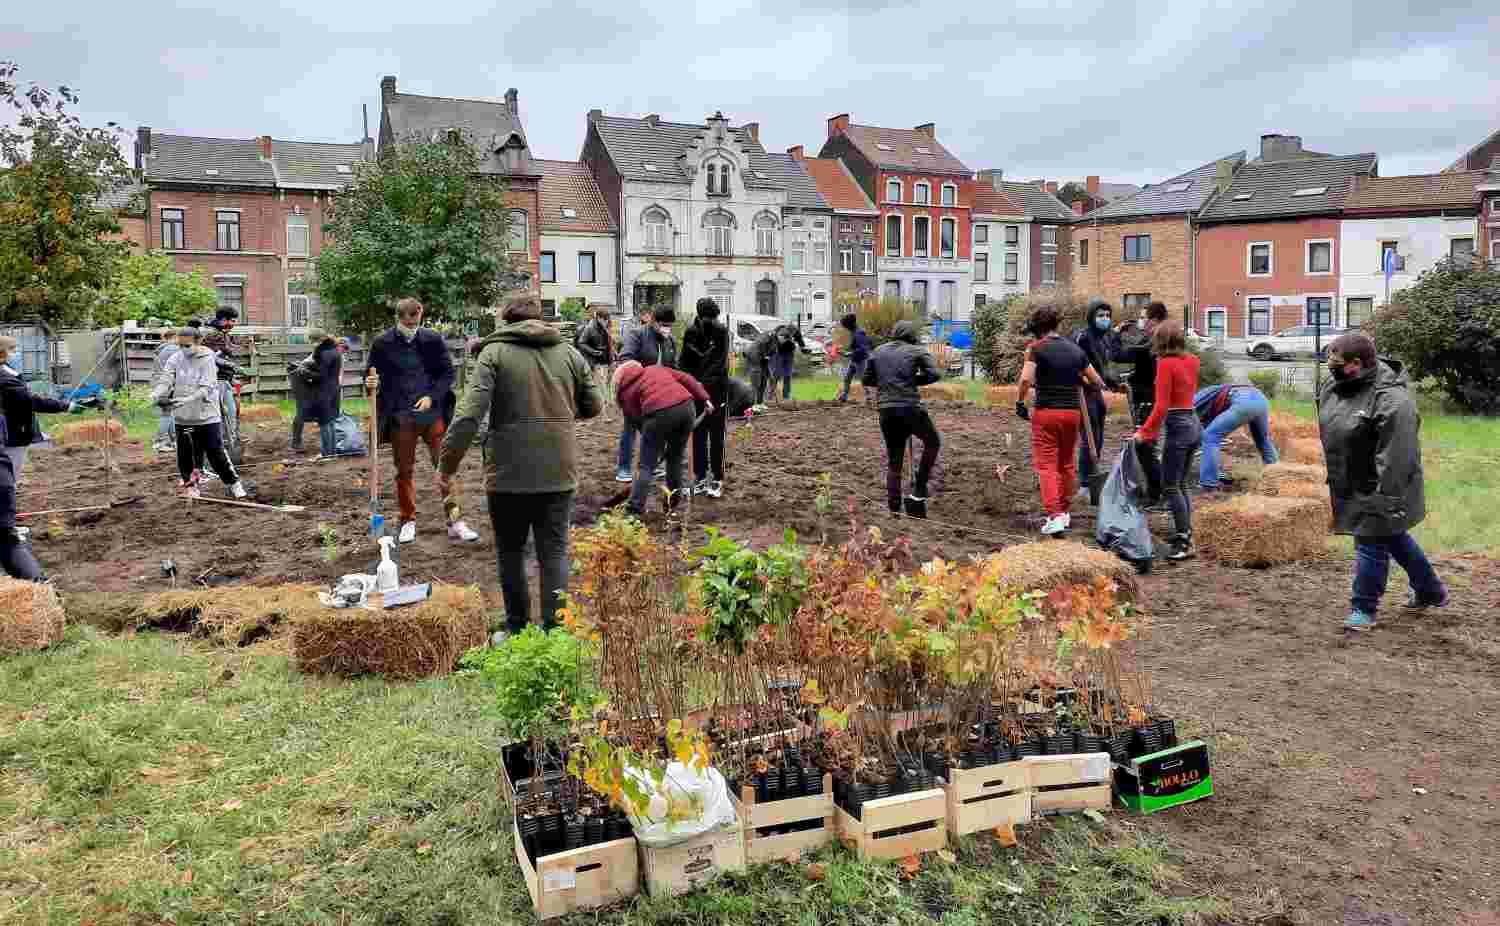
1256;462;1326;493
984;541;1138;600
1263;480;1333;518
1197;495;1330;568
1281;437;1326;465
919;382;968;402
1269;412;1320;449
134;585;324;646
52;418;127;447
0;579;66;655
985;384;1020;407
240;403;286;423
290;583;487;679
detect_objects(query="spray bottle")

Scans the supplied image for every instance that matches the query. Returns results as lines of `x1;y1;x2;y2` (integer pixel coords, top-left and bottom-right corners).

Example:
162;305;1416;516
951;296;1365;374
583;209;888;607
374;535;399;593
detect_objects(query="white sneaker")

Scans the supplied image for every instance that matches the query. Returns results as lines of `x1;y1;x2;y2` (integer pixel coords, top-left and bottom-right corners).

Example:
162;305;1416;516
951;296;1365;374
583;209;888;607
228;481;248;499
705;480;723;498
398;521;417;544
1041;513;1071;536
448;520;479;543
692;478;711;496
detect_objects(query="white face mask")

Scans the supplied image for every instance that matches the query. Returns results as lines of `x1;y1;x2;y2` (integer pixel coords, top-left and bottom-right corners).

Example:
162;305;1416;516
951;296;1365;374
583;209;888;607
397;322;419;340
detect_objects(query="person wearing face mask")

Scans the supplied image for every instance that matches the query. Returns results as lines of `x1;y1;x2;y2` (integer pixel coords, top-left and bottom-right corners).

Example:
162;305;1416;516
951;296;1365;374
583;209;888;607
614;305;676;483
1318;332;1446;632
1112;302;1168;506
0;335;76;481
1192;382;1279;490
364;297;477;545
680;298;729;497
151;325;249;500
1071;299;1123;498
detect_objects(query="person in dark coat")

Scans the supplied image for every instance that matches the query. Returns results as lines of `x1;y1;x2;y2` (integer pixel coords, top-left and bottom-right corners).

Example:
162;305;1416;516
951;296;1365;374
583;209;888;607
303;330;343;457
1112;300;1168;504
612;360;711;516
681;298;729;497
837;313;873;403
1318;332;1446;632
0;405;43;581
363;297;475;545
1071;299;1121;498
614;305;676;482
0;335;75;481
862;320;941;515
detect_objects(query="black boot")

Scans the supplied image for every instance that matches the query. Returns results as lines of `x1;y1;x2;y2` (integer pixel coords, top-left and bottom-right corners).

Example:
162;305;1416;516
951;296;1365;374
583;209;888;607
886;470;903;515
1167;532;1195;561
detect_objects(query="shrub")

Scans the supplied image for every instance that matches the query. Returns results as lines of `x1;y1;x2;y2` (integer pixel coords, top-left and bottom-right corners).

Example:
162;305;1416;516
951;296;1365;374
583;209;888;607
1248;369;1280;398
971;294;1020;383
1372;257;1500;413
857;296;925;347
982;292;1092;383
1194;343;1229;386
558;296;587;323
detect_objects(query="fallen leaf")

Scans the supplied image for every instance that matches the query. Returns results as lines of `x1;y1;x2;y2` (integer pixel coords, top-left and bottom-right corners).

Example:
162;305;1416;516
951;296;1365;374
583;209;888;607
805;862;827;882
897;853;921;880
416;841;433;854
180;868;193;884
936;849;956;864
992;823;1018;848
238;838;259;851
221;799;243;811
1083;809;1106;825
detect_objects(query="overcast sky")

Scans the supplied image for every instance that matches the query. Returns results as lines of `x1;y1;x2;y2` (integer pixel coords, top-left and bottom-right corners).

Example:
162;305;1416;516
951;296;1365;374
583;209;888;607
5;1;1496;185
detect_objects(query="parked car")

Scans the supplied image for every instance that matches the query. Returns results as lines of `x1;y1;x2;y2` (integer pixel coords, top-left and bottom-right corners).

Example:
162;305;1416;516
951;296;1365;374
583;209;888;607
730;314;825;359
1185;327;1219;352
1245;325;1347;361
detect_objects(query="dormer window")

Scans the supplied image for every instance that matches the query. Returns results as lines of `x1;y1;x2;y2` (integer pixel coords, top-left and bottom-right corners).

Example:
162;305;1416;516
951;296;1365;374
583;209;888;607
561;207;577;219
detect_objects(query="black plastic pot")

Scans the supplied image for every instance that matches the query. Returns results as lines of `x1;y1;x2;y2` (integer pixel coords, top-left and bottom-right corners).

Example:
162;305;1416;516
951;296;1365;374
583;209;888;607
606;812;629;842
1154;718;1177;748
1108;730;1133;763
1076;732;1105;755
847;784;868;819
802;766;822;796
541;811;563;856
564;818;584;851
993;743;1015;764
1046;733;1075;755
783;764;802;796
1133;725;1162;758
518;814;541;862
872;779;892;802
1015;737;1043;758
585;815;604;847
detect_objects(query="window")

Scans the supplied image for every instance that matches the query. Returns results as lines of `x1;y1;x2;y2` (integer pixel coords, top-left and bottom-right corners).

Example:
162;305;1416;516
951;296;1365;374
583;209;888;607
286;279;318;328
974;224;988;244
1380;240;1398;266
755;213;777;256
884;280;901;299
1079;238;1089;267
540;251;557;283
578;252;596;283
840;249;853;272
643;207;670;252
886;179;902;203
1346;297;1374;328
913;217;930;257
861;248;874;272
974;294;986;310
975;253;988;282
1004;252;1019;283
710;295;732;315
939;280;954;317
216;282;243;315
286;213;309;257
1492;197;1500;214
862;221;873;234
1206;309;1227;338
1164;181;1192;193
839;220;852;233
791;296;806;320
1041;226;1057;247
790;239;805;271
813;241;827;272
1123;293;1151;313
1041;253;1057;284
506;210;528;253
1292;186;1328;197
1248;297;1271;335
1450;237;1475;262
1492;238;1500;262
940;184;956;207
813;219;826;230
704;211;733;256
1248;242;1272;276
1005;225;1019;247
215;210;240;251
1306;296;1333;327
911;280;928;309
885;215;901;256
790;217;803;228
1123;234;1151;262
1306;240;1332;274
561;207;577;219
939;218;955;259
541;300;557;318
161;208;185;249
914;182;930;205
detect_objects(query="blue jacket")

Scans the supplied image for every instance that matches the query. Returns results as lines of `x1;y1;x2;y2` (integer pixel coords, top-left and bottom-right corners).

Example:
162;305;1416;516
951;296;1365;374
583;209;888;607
848;328;872;363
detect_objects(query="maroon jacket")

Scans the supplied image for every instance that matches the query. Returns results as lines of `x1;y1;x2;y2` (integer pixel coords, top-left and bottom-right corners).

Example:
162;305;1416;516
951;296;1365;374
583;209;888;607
616;364;709;421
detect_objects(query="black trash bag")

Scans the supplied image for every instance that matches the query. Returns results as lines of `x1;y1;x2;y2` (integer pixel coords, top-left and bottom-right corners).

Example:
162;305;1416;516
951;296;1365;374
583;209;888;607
1095;438;1153;572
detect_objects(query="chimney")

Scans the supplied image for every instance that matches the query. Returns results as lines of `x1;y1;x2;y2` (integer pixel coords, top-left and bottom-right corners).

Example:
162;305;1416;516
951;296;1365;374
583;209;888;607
644;113;659;128
135;126;151;169
1259;133;1304;162
976;168;1003;191
744;122;759;145
587;108;602;124
787;144;804;161
1215;158;1236;193
1071;201;1085;216
380;75;397;101
1045;181;1059;194
259;135;273;160
505;87;519;117
1085;175;1100;195
827;113;850;139
915;122;936;139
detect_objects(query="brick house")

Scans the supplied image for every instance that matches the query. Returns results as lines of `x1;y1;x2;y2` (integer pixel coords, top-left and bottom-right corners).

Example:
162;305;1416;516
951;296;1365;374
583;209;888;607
536;159;617;316
802;154;879;300
985;176;1074;295
378;76;541;298
1481;165;1500;269
1071;153;1244;323
1444;127;1500;173
136;129;368;327
1195;138;1377;343
969;173;1028;308
817;115;974;319
772;146;834;324
96;181;147;248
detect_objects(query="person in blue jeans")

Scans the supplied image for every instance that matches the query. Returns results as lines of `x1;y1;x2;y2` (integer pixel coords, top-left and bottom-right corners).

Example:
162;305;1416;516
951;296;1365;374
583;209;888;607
1192;384;1279;489
1317;332;1446;631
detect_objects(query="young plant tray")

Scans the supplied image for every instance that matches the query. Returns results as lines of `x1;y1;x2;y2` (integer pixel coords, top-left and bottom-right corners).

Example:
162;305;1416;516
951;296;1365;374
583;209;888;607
1114;739;1213;814
511;815;639;920
639;823;746;897
834;787;947;861
1024;752;1113;816
942;760;1032;836
732;773;835;864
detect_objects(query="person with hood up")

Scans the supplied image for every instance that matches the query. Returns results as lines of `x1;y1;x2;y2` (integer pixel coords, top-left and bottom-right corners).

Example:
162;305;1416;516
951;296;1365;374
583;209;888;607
1192;382;1278;490
300;330;343;458
837;312;873;403
0;335;76;481
151;325;248;500
1071;298;1122;498
575;305;615;393
613;359;711;517
862;320;941;515
614;305;676;482
680;298;729;497
1318;332;1446;632
438;294;602;639
1112;301;1168;505
749;324;807;404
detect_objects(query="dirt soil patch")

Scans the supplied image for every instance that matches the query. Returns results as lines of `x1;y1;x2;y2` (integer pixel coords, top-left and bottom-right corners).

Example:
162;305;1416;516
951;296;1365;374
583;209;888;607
18;400;1499;925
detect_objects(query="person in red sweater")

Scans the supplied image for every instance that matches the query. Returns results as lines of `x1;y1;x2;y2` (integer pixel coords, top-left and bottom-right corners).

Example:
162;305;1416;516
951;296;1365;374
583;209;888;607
1016;305;1107;536
1132;321;1201;560
613;360;713;516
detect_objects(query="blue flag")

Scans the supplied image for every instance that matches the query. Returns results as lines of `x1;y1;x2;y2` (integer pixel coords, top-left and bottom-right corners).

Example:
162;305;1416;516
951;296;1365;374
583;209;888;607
1383;248;1396;280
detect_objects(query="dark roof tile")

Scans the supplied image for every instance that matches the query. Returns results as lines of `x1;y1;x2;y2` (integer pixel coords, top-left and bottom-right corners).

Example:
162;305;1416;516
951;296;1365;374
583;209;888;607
1083;153;1245;220
996;181;1075;222
590;114;782;189
766;153;829;210
384;91;535;176
1198;152;1377;222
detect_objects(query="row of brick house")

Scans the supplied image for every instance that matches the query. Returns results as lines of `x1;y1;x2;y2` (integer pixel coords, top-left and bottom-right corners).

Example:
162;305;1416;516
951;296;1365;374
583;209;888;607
97;76;1500;332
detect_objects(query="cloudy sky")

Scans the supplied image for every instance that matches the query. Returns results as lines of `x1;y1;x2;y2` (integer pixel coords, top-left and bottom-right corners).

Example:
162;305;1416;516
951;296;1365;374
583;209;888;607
5;0;1496;185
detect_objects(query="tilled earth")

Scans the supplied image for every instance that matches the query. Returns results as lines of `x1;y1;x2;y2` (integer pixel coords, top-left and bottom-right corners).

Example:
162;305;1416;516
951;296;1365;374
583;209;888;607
18;399;1499;926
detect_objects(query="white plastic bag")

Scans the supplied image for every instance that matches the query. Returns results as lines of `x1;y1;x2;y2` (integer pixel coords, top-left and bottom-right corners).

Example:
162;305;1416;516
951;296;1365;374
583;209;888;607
623;761;740;848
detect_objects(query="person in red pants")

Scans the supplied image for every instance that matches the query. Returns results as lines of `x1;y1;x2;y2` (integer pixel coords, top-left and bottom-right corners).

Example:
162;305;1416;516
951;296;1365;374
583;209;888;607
1015;304;1106;536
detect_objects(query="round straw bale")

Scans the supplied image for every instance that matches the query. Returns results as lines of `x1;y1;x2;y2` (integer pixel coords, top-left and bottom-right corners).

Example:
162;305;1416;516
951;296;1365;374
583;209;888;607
53;418;127;447
1196;495;1329;567
985;541;1138;601
291;584;487;678
0;578;66;655
920;383;967;402
1257;462;1327;493
985;384;1020;408
1281;437;1326;465
240;404;286;423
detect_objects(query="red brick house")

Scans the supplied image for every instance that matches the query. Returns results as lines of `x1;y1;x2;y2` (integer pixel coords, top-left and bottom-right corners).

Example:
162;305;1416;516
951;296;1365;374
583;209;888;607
817;115;975;318
136;129;368;327
1194;139;1377;343
801;153;880;298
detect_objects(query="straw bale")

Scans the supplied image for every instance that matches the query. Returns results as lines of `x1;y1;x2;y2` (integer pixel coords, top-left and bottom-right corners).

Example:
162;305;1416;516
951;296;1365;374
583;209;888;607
135;585;323;646
0;579;66;655
1269;413;1319;448
1197;495;1328;568
985;384;1020;407
984;541;1137;602
291;584;487;679
919;383;967;402
53;419;127;447
1101;390;1127;412
240;404;286;423
1262;480;1333;518
1257;462;1327;493
1281;437;1326;465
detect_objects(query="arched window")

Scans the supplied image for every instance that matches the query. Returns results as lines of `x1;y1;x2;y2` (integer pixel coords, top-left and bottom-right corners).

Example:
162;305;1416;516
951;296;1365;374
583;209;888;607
705;163;719;195
754;213;777;256
913;182;931;205
704;210;733;256
719;164;731;195
886;178;902;203
643;206;670;253
506;210;528;253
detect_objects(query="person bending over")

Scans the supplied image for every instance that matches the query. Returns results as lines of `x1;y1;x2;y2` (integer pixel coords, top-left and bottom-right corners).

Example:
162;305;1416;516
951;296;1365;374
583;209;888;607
1193;383;1279;490
613;360;711;517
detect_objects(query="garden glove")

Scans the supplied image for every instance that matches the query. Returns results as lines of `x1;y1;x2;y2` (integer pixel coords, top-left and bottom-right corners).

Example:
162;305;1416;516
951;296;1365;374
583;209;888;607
1015;401;1030;421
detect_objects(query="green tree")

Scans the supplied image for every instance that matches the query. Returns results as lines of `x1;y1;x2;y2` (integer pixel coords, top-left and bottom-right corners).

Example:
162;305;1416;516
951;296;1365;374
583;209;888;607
972;294;1021;383
315;137;515;333
97;250;218;327
0;62;134;327
1373;256;1500;413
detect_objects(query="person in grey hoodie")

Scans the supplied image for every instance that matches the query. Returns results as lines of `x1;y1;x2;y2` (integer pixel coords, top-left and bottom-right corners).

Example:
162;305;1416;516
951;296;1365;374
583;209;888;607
862;320;942;514
151;326;247;499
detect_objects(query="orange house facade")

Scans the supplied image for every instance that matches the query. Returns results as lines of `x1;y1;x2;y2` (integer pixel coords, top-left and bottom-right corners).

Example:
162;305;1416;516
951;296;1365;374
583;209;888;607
1195;216;1343;340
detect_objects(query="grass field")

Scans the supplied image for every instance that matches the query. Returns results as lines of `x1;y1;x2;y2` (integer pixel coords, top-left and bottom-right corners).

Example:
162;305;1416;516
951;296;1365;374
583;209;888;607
0;627;1227;925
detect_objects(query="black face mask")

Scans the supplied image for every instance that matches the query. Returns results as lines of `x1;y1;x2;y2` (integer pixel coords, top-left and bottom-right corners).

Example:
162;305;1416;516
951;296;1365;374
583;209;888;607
1329;365;1354;382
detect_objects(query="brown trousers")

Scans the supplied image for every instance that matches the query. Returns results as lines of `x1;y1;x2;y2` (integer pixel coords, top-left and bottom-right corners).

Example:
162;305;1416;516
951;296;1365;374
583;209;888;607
390;418;460;524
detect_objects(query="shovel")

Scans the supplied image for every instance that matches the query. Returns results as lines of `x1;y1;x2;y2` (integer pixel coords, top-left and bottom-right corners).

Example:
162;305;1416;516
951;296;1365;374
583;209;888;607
367;377;384;538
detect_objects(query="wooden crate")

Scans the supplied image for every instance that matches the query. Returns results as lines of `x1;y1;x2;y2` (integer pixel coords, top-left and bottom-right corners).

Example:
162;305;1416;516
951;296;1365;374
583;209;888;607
511;816;639;919
639;824;746;897
834;787;947;861
732;773;834;864
942;760;1032;836
1024;752;1112;815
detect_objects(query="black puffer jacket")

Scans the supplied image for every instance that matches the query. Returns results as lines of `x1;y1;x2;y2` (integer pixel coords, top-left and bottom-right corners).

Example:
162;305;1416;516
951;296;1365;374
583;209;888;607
1112;321;1156;402
1318;358;1425;538
575;319;613;366
862;321;940;410
1072;301;1120;391
0;364;70;447
681;317;728;388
